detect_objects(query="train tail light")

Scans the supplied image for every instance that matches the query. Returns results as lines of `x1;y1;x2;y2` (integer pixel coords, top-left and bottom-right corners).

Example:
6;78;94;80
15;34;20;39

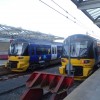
61;59;66;62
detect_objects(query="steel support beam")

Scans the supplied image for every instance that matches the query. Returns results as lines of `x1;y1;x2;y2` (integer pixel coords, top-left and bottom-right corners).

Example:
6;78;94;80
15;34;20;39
78;0;100;10
94;20;100;27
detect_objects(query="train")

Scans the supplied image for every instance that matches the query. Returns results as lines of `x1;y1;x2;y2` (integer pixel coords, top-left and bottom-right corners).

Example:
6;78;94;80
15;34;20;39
59;34;100;80
5;38;63;72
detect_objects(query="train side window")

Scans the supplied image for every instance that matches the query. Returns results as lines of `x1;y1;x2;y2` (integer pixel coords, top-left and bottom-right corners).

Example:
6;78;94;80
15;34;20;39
45;47;49;54
36;46;51;55
57;47;62;54
36;46;48;55
31;48;34;55
36;47;41;55
97;46;100;56
55;47;57;54
48;49;51;54
93;42;100;59
44;47;49;54
52;47;57;54
52;47;55;54
41;47;46;54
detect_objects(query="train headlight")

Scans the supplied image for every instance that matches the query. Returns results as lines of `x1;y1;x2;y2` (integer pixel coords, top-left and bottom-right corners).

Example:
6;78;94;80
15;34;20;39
82;60;90;64
18;56;24;59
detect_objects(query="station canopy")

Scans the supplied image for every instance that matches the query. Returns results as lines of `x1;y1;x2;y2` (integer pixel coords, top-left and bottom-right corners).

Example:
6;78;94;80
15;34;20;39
0;24;64;42
71;0;100;28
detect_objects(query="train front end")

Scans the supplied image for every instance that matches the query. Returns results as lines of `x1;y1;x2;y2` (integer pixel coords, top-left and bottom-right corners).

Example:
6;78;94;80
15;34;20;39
59;34;95;80
6;39;29;72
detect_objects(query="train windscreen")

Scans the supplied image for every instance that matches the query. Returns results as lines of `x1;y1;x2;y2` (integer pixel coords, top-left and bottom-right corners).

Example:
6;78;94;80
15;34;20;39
9;42;28;56
63;35;92;58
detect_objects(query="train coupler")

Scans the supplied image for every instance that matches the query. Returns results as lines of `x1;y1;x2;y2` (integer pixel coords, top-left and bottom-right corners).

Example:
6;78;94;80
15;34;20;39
20;71;74;100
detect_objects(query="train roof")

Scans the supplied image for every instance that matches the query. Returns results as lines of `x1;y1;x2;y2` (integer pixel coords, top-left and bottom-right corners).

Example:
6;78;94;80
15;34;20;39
66;34;100;42
11;38;62;46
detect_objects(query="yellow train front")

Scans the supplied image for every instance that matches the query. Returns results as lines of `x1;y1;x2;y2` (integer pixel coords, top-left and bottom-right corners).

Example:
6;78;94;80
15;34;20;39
59;34;100;80
6;39;30;72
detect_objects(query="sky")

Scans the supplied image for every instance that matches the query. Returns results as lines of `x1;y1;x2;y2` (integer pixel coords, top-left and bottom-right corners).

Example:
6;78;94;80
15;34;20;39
0;0;100;39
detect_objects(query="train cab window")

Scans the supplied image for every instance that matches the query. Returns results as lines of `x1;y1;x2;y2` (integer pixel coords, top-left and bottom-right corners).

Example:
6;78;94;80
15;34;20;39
63;39;88;58
21;43;29;56
23;47;29;56
17;43;23;55
9;43;23;55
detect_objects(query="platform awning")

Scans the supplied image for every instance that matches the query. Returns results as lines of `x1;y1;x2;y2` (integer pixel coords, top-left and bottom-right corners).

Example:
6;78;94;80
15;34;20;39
71;0;100;28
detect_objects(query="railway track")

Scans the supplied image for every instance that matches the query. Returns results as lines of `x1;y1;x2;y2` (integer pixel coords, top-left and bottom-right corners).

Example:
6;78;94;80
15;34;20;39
0;72;31;81
0;64;60;81
0;64;83;100
0;66;11;75
0;80;82;100
0;65;31;81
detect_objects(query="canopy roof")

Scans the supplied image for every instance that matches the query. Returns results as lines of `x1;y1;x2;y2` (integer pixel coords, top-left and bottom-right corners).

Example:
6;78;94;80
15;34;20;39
71;0;100;28
0;24;64;42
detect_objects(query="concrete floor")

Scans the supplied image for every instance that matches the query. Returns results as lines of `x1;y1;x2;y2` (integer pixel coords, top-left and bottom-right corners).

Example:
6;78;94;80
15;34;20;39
64;68;100;100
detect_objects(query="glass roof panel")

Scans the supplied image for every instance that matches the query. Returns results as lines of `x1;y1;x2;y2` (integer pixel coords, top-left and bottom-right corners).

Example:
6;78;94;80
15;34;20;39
86;8;100;20
87;8;100;14
91;11;100;17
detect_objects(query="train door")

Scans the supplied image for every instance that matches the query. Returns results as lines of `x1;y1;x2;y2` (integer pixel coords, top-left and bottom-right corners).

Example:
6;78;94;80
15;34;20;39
51;45;57;60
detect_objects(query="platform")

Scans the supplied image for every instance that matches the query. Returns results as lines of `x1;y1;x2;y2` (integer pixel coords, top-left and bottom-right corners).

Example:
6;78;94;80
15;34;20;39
64;68;100;100
0;60;7;65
